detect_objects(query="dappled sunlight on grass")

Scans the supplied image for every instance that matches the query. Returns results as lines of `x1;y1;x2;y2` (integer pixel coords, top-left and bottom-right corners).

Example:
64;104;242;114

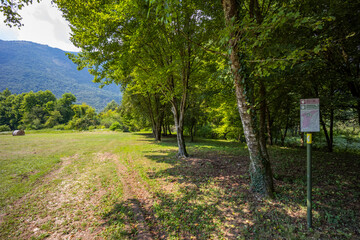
141;134;359;239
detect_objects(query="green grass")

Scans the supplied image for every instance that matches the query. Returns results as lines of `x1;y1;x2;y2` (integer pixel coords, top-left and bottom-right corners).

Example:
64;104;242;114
0;131;359;239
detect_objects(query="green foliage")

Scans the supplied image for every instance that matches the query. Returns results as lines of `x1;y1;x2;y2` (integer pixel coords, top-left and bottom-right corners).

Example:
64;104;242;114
53;124;66;130
116;90;151;132
0;89;99;131
21;90;57;129
56;93;76;124
102;100;119;112
0;89;25;129
99;101;122;128
67;103;98;130
44;111;62;128
196;125;215;139
0;124;11;132
0;0;40;27
109;121;122;131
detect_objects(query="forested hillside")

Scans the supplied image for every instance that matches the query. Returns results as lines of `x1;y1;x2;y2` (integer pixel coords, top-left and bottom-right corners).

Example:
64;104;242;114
0;40;121;110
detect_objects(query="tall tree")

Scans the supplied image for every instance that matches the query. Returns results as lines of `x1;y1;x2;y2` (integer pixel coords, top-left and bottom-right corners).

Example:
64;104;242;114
56;92;76;124
55;0;218;157
221;0;275;197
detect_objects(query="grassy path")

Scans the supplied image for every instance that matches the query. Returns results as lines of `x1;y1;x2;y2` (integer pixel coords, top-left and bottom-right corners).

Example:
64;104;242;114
0;131;359;239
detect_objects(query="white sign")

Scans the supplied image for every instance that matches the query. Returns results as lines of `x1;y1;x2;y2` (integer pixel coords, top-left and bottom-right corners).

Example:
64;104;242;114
300;98;320;132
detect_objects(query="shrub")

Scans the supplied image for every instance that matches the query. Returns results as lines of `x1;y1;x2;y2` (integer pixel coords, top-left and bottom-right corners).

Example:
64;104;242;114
53;124;65;130
109;121;122;131
197;125;215;139
0;125;11;132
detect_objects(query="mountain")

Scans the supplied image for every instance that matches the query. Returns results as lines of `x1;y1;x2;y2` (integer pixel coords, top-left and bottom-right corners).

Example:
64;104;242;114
0;40;121;111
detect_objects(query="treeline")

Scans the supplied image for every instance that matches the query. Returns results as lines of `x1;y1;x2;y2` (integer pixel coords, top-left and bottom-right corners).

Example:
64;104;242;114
0;89;131;132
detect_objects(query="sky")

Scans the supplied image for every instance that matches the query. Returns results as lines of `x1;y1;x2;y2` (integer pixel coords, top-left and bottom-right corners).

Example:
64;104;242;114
0;0;79;52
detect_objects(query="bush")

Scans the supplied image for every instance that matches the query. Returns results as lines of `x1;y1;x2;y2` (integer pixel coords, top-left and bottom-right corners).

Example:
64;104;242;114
0;125;11;132
53;124;65;130
197;125;215;139
67;117;97;130
109;121;122;131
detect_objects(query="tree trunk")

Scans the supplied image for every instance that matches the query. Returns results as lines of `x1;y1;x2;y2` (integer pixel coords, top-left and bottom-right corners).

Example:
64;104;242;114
258;83;274;194
162;124;167;136
266;105;273;145
320;112;333;152
222;0;274;198
147;93;163;141
357;100;360;126
259;82;268;155
330;108;334;151
347;81;360;127
190;122;195;142
281;119;289;146
172;104;188;158
154;119;162;141
167;124;172;135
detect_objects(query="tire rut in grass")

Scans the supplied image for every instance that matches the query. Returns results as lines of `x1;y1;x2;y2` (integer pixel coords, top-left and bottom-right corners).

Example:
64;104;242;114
1;153;76;218
112;156;154;240
1;153;108;239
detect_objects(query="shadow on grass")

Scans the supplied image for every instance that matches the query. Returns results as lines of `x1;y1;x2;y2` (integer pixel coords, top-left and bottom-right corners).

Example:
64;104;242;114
136;133;249;156
102;193;222;239
142;136;360;238
102;200;136;239
105;134;360;238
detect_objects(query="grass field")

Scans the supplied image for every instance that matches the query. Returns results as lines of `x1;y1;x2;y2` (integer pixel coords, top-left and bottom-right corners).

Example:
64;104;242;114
0;131;359;239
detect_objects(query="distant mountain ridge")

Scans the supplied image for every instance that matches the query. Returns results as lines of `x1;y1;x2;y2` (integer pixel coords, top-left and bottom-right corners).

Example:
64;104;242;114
0;40;121;111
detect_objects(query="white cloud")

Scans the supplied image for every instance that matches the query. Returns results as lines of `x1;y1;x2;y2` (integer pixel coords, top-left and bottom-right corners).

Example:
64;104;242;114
0;0;79;52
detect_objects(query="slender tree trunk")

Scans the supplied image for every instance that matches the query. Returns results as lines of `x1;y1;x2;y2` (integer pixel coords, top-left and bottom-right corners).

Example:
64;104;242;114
222;0;274;198
330;108;334;151
347;81;360;127
266;105;273;145
147;93;163;141
190;122;194;142
156;112;163;141
357;100;360;126
154;121;162;141
259;82;268;155
172;103;188;158
259;81;274;193
320;112;333;152
162;123;167;136
167;124;172;135
281;119;289;146
170;70;188;158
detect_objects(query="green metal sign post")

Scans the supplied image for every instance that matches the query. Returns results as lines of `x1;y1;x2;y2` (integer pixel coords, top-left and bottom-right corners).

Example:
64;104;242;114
300;99;319;229
307;133;312;228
